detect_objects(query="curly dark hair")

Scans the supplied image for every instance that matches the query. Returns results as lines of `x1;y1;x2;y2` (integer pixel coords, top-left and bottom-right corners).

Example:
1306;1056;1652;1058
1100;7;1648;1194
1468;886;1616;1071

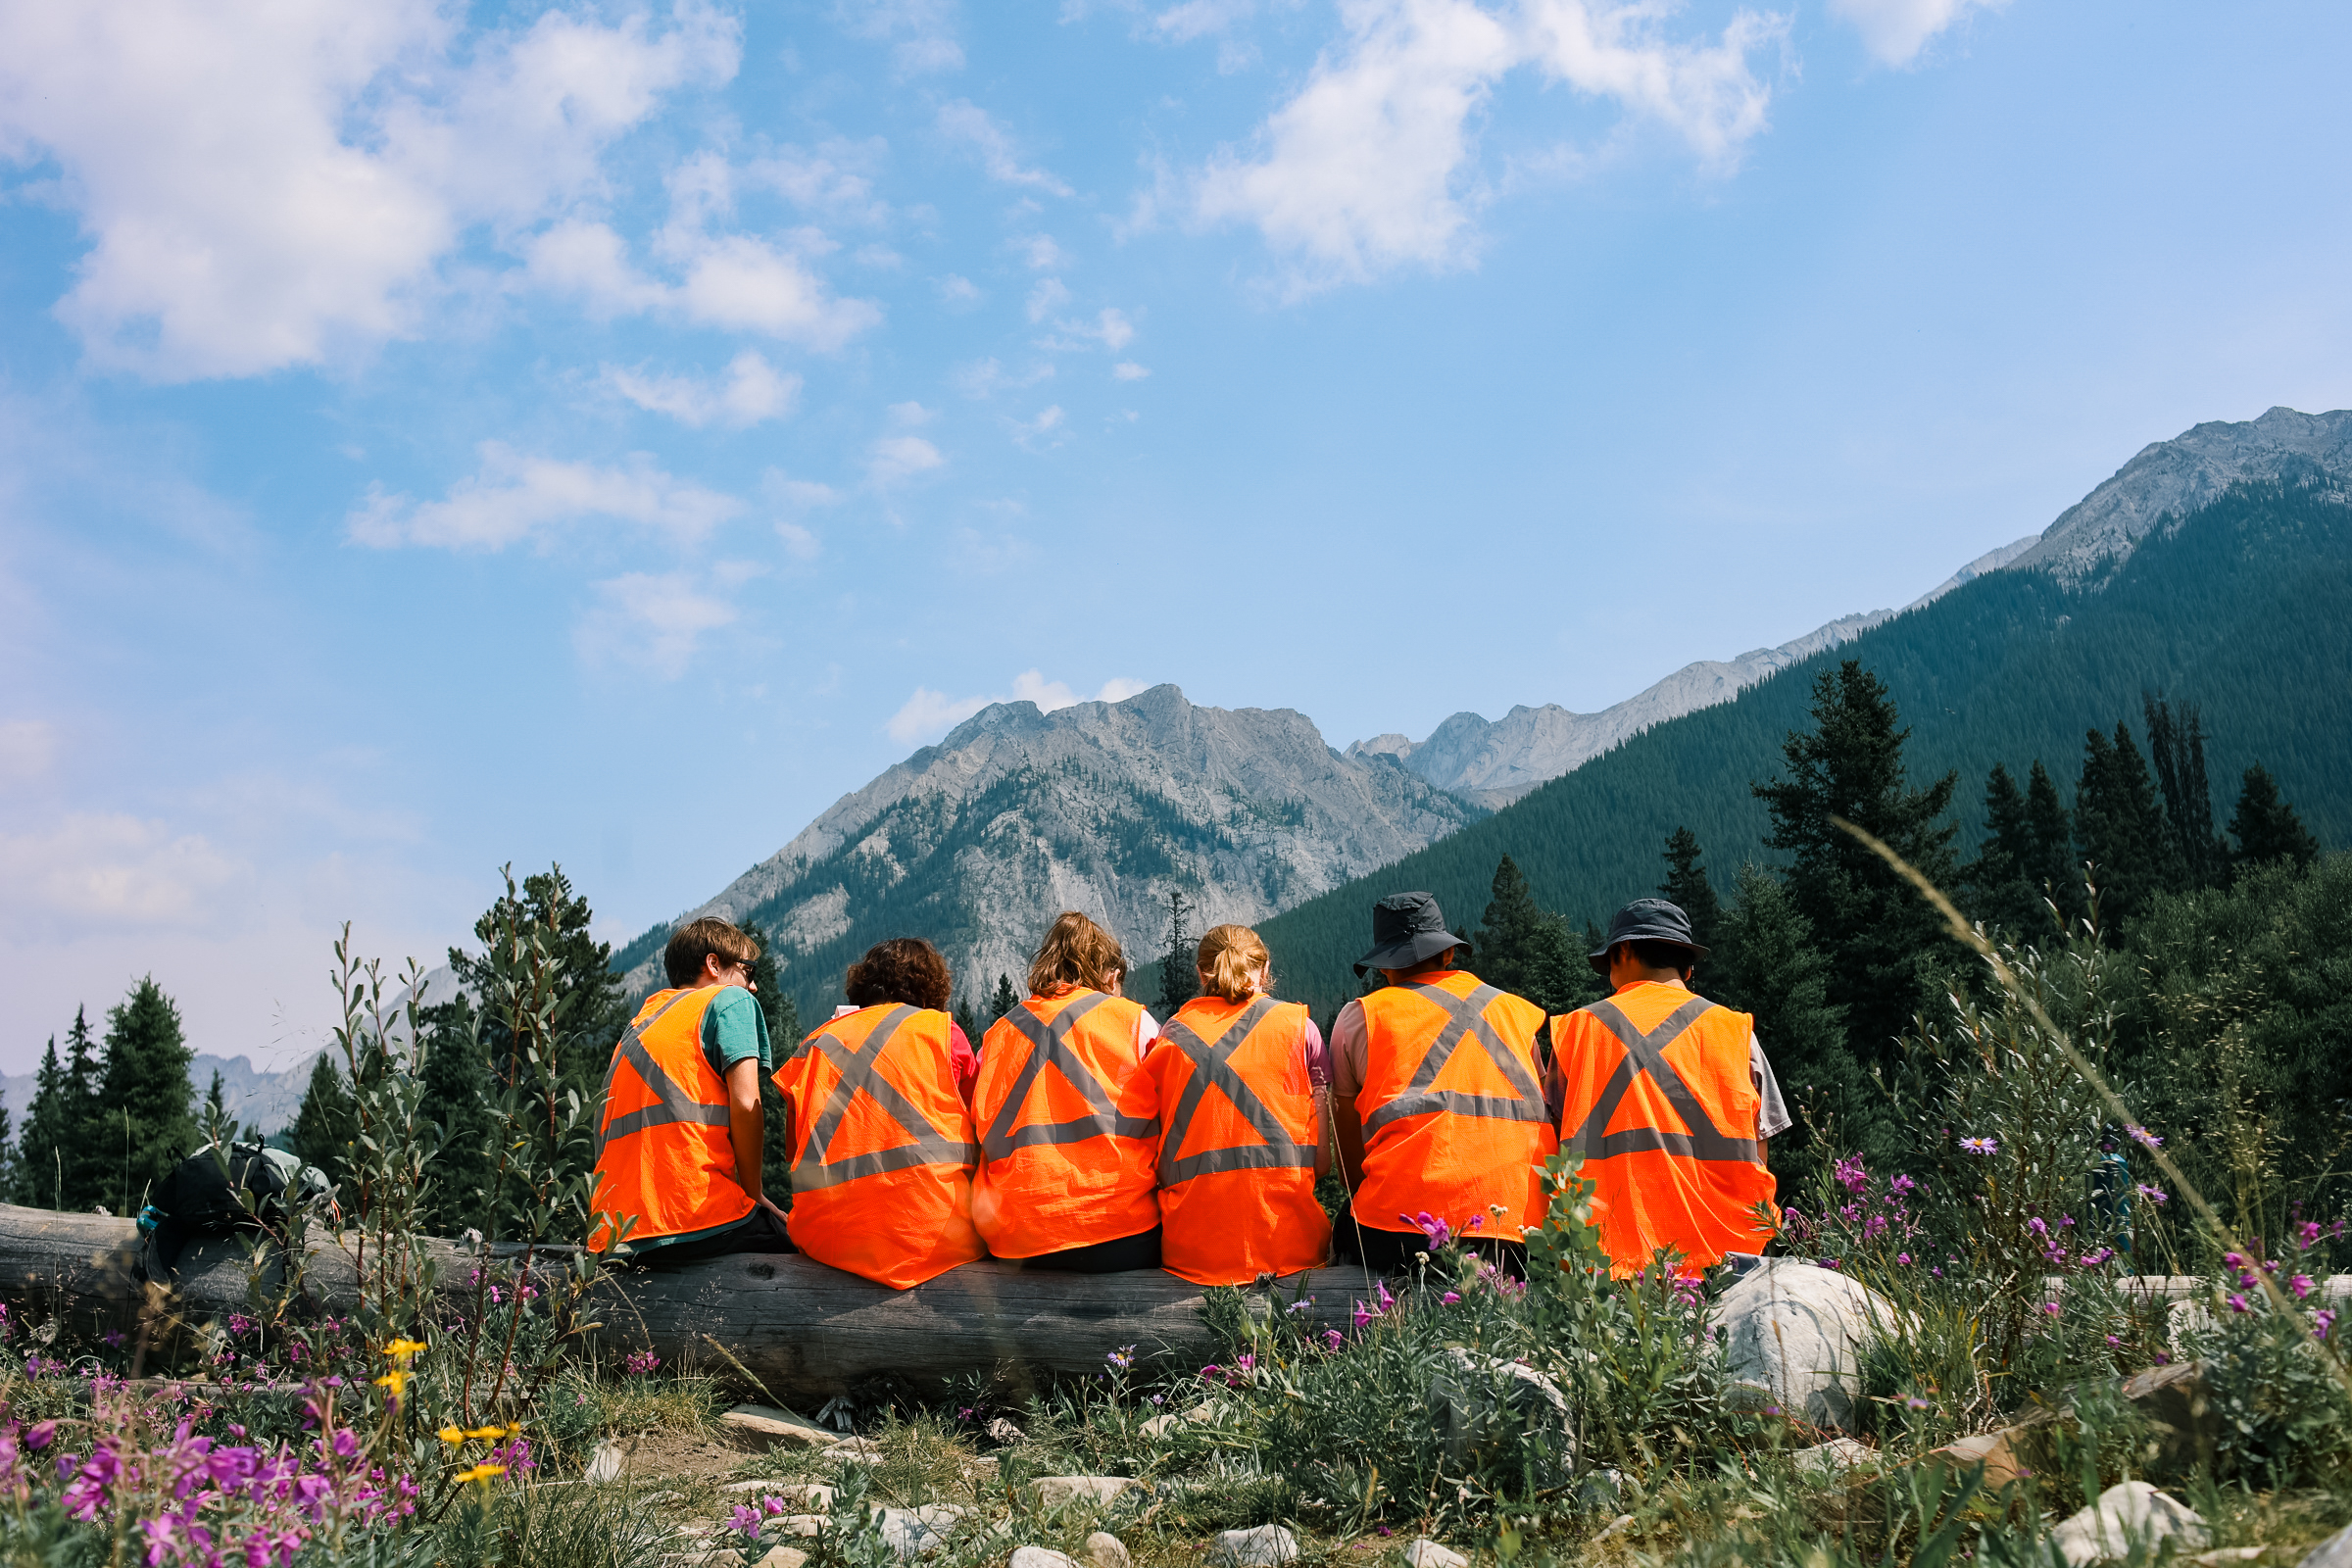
844;937;954;1011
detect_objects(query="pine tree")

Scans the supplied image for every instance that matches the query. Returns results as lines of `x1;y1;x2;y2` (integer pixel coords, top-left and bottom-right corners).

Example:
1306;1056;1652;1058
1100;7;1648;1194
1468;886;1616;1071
415;1005;499;1235
2022;760;2083;924
1751;661;1960;1075
2228;764;2321;873
1711;863;1886;1190
1476;855;1600;1014
1157;890;1198;1012
741;919;802;1209
1657;828;1725;956
290;1054;357;1187
96;977;199;1216
1964;763;2082;937
0;1093;18;1210
59;1006;106;1209
989;974;1018;1023
202;1069;230;1139
954;997;983;1047
2144;697;2228;889
2075;722;2178;929
16;1037;69;1209
448;865;629;1109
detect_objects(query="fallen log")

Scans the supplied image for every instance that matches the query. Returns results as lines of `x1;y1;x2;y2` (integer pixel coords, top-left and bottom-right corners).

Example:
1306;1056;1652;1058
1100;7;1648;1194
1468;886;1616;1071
0;1201;1368;1402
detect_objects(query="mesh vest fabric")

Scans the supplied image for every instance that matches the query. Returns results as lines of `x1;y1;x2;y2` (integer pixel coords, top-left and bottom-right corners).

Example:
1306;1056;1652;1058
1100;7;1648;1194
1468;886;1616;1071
771;1003;985;1290
1348;970;1556;1241
1139;994;1330;1286
590;985;753;1251
1551;980;1779;1278
970;988;1160;1258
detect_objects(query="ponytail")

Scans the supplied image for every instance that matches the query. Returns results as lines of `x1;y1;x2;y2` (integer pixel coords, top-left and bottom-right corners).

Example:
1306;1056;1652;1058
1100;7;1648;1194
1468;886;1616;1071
1196;924;1271;1003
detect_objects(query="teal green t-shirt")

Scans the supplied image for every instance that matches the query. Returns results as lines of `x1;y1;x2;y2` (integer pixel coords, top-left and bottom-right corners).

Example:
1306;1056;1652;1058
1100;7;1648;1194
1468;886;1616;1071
629;985;772;1254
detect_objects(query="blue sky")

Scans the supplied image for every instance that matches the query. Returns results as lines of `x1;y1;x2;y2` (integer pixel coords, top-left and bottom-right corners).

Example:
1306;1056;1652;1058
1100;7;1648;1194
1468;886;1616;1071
2;0;2348;1074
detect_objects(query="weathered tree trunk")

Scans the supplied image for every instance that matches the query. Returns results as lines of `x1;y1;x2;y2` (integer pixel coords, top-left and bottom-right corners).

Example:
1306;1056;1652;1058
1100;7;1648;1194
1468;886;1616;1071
0;1202;1367;1401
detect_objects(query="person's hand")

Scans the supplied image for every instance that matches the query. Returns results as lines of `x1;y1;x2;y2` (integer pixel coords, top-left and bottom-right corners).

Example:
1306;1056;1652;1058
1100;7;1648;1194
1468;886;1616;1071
757;1194;790;1223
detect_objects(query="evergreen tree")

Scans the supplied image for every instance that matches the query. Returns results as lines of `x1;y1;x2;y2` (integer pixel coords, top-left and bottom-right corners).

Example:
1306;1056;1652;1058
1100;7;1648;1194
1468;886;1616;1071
1751;661;1960;1075
2075;722;2178;929
2143;697;2228;889
447;866;629;1108
16;1037;70;1209
415;1007;499;1235
1476;855;1600;1014
2022;760;2082;923
1157;890;1198;1012
989;973;1019;1023
290;1054;357;1188
954;997;983;1047
741;919;802;1210
1657;828;1725;956
0;1094;18;1212
96;977;199;1216
2228;763;2321;873
202;1069;230;1137
1964;763;2082;937
1711;863;1885;1191
59;1006;106;1209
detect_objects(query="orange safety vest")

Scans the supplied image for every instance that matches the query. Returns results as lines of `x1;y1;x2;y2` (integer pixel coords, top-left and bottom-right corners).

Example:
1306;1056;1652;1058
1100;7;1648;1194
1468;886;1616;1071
1143;994;1331;1286
970;988;1159;1258
771;1003;986;1290
590;985;754;1252
1552;980;1779;1278
1350;971;1556;1241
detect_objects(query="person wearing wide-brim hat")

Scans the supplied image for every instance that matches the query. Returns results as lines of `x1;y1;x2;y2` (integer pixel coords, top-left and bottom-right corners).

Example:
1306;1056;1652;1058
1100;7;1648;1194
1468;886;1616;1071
1327;892;1557;1276
1547;898;1789;1279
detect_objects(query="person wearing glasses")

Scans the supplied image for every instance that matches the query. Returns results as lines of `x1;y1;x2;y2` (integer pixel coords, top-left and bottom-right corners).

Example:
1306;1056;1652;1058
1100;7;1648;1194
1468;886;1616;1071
589;916;794;1264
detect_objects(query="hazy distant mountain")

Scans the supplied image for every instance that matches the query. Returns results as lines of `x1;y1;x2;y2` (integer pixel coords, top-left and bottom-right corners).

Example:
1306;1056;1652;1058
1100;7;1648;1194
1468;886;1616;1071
1347;535;2038;808
0;1051;319;1147
612;684;1482;1020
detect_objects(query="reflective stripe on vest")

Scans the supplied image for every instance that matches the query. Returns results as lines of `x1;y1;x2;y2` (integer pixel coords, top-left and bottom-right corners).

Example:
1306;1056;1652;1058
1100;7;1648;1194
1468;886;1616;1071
980;993;1160;1162
790;1004;981;1192
1155;996;1317;1187
1563;996;1760;1164
595;988;731;1160
1360;981;1549;1136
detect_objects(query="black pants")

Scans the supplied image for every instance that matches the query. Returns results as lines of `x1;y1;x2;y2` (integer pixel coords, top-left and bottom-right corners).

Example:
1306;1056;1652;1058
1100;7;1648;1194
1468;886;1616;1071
637;1205;797;1267
1337;1223;1526;1280
1016;1226;1163;1273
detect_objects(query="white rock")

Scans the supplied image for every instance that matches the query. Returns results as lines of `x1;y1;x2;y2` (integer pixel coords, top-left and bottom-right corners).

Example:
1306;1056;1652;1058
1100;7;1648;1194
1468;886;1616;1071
2300;1523;2352;1568
774;1517;828;1539
1211;1525;1299;1567
721;1404;836;1450
1084;1532;1130;1568
1792;1437;1875;1476
2048;1482;2209;1567
1706;1259;1902;1432
1592;1516;1635;1544
824;1436;885;1463
1010;1550;1078;1568
1141;1400;1222;1439
1426;1349;1575;1482
584;1441;626;1484
739;1483;834;1509
757;1549;808;1568
879;1504;967;1558
1030;1476;1141;1508
1405;1540;1468;1568
986;1417;1028;1446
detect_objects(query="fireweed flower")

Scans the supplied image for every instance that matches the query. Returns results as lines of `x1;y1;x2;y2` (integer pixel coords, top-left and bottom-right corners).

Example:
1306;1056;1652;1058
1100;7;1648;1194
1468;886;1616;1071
1440;1292;1461;1305
1834;1157;1868;1195
2318;1309;2339;1338
1323;1329;1343;1352
1960;1137;1996;1155
728;1504;762;1539
2136;1184;2169;1204
2229;1295;2251;1314
2291;1274;2317;1299
1889;1174;1919;1198
2041;1301;2062;1317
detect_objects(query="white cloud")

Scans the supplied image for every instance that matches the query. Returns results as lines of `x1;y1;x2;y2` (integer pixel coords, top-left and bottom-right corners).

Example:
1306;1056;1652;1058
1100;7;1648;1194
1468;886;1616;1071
348;442;744;551
1013;405;1068;449
525;220;884;350
885;670;1151;743
937;273;983;304
607;350;802;428
0;720;57;782
746;140;892;223
1829;0;2002;66
0;813;247;935
763;467;843;514
839;0;966;74
0;0;739;379
575;570;742;678
1154;0;1265;41
1194;0;1785;288
938;100;1075;196
775;521;823;561
953;359;1056;398
1027;277;1074;322
887;400;937;426
1019;234;1068;270
1094;308;1136;350
866;435;946;487
1113;362;1152;380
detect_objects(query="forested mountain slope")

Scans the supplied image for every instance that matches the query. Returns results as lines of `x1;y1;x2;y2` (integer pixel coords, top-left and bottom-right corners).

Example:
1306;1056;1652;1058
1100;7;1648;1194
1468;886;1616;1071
612;685;1481;1026
1258;470;2352;1019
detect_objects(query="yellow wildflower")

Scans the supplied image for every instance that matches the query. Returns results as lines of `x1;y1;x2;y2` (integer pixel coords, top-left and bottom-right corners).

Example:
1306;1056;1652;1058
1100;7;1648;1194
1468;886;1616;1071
382;1339;428;1359
463;1425;509;1441
437;1427;466;1446
453;1463;507;1486
375;1369;411;1396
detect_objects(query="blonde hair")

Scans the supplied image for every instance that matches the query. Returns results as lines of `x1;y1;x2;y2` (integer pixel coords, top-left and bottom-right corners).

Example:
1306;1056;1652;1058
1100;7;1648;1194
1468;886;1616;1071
664;916;760;988
1026;911;1126;997
1195;924;1271;1003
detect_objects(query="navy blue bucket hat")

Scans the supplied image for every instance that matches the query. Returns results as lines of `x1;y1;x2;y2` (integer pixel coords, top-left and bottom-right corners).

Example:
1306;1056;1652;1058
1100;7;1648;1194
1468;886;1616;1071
1588;897;1708;975
1353;892;1472;977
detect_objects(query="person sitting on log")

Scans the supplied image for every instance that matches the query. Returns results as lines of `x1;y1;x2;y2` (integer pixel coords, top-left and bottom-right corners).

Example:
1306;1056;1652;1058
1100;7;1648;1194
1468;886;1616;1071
590;916;792;1264
970;911;1165;1271
1134;923;1332;1285
1548;899;1784;1279
1329;891;1556;1277
769;938;987;1290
